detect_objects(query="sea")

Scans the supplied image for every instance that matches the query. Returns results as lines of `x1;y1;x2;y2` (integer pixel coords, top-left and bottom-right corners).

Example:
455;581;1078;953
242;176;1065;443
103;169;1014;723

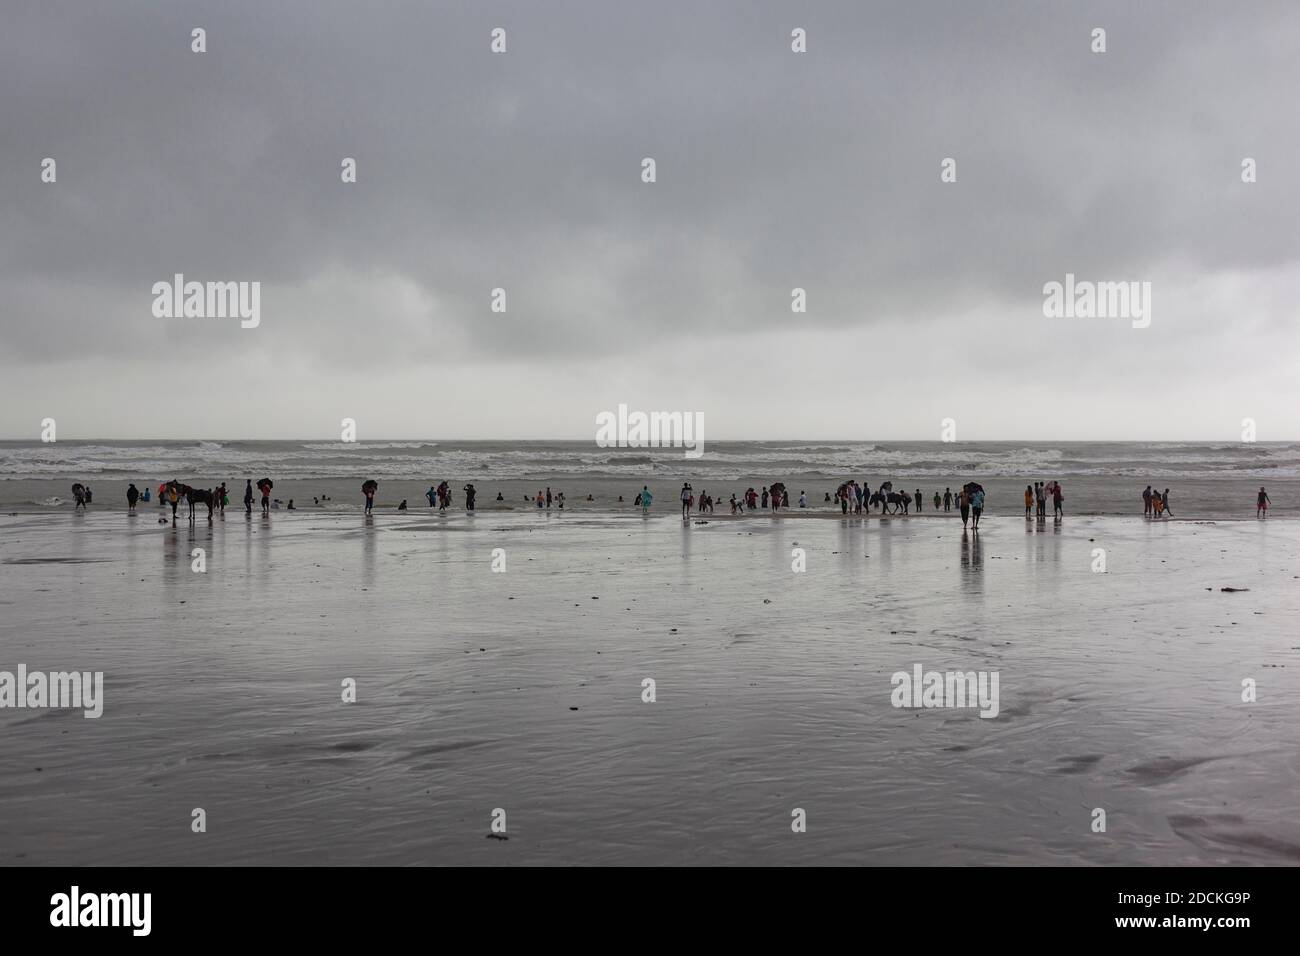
0;440;1293;517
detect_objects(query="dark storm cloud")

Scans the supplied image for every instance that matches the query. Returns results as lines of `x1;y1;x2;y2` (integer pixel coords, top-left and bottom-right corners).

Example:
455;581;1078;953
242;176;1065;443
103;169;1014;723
1;0;1298;437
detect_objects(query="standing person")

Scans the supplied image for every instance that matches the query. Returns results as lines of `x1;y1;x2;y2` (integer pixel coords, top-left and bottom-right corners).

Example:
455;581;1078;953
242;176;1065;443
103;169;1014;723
1142;485;1153;517
363;482;376;515
126;483;139;513
1036;482;1047;518
218;483;228;513
933;491;941;510
970;487;985;529
260;481;271;515
464;484;477;511
782;489;789;509
1052;483;1063;519
1024;484;1033;517
1161;488;1172;517
914;489;922;512
426;486;437;508
545;487;552;509
72;484;86;511
640;486;653;513
681;482;692;518
958;488;970;529
168;482;180;525
1257;487;1271;518
761;487;769;509
943;488;952;512
243;480;254;515
799;490;807;508
141;485;150;504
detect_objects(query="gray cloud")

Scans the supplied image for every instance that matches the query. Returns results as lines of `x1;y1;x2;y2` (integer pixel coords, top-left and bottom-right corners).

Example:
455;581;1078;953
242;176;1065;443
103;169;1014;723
2;0;1298;438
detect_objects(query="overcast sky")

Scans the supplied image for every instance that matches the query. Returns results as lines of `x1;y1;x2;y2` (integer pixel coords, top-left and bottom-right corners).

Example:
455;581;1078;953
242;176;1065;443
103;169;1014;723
2;0;1298;441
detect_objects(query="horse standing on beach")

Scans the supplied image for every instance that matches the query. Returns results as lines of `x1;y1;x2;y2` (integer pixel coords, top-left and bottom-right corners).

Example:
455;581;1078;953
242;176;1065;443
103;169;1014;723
186;487;217;522
166;481;216;522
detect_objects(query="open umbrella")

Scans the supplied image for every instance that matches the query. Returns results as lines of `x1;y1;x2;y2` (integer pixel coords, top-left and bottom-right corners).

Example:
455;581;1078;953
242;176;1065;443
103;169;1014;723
769;481;786;496
361;479;378;494
963;482;984;495
71;483;84;495
257;478;273;493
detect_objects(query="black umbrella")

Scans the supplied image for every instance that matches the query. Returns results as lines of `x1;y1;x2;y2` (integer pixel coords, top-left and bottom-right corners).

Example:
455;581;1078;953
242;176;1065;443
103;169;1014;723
71;483;84;495
770;482;786;495
963;482;984;494
257;478;273;491
361;480;378;494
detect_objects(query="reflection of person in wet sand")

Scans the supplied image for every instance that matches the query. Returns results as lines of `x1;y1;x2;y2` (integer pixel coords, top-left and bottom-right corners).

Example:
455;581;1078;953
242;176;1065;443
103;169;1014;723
960;528;983;570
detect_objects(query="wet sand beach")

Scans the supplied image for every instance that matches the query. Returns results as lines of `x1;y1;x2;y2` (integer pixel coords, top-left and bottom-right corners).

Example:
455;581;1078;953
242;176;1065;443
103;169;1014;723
1;510;1297;865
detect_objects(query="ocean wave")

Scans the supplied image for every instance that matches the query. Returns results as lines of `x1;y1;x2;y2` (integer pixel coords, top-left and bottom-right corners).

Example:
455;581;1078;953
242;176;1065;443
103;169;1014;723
2;440;1299;483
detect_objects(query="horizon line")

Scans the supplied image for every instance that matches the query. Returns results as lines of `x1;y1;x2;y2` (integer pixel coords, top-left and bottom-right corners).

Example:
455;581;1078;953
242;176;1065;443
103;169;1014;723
2;437;1295;445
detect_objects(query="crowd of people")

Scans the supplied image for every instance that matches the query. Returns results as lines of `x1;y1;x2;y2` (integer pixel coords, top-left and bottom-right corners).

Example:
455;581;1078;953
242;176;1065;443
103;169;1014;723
72;478;1279;522
1026;481;1064;519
